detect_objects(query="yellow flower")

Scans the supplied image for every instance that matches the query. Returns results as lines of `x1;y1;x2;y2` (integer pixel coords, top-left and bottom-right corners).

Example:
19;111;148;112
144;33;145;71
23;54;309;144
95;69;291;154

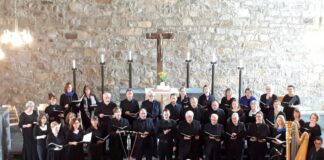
158;71;167;82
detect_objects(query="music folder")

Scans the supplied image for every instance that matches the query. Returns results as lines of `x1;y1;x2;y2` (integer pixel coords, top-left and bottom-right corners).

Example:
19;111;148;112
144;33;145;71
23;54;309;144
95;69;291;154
79;132;92;143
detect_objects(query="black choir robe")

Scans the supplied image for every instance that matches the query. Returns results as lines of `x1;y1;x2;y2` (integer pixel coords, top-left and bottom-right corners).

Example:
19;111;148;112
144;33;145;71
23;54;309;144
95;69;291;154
281;94;300;121
46;132;66;160
120;99;140;126
303;122;322;151
225;121;246;160
203;108;226;126
59;92;79;116
33;124;50;160
86;126;104;160
94;101;116;134
18;111;38;160
203;123;224;160
156;119;177;160
132;118;155;160
308;147;324;160
259;94;278;119
247;123;270;160
80;94;98;130
220;97;235;116
107;117;130;160
45;104;64;124
177;120;201;160
198;94;216;109
183;106;203;123
177;95;191;108
165;103;183;122
66;129;84;160
226;109;246;123
141;100;162;120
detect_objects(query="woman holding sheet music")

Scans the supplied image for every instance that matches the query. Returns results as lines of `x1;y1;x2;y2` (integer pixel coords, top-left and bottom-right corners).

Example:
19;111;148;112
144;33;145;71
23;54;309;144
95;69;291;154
270;115;286;160
86;116;104;160
67;118;84;160
281;85;301;121
247;111;270;160
33;114;50;160
220;88;235;116
19;101;38;160
45;93;64;124
47;121;66;160
80;85;98;130
59;82;79;116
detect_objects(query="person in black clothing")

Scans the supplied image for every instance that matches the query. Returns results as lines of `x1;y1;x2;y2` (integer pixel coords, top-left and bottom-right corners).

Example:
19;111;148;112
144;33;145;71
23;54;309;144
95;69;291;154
204;100;226;126
132;108;155;160
19;101;38;160
281;85;301;121
183;97;203;123
95;92;116;134
227;99;245;123
86;116;104;160
247;111;270;160
165;93;183;122
142;91;162;120
203;113;224;160
304;113;322;151
108;107;130;160
33;114;50;160
225;112;246;160
220;88;235;116
47;121;66;160
198;85;216;109
177;110;201;160
120;88;140;126
259;84;278;118
245;100;260;125
67;118;84;160
177;87;190;108
59;82;79;116
156;108;177;160
293;109;305;130
267;100;285;124
80;85;99;130
141;90;161;157
45;93;64;124
308;137;324;160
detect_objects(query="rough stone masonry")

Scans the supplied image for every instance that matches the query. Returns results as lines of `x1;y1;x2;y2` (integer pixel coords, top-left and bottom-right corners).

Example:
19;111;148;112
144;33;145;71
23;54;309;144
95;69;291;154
0;0;323;111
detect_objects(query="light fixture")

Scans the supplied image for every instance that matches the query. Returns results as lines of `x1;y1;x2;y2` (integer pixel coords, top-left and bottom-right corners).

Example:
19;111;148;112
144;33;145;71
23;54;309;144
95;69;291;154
0;0;33;47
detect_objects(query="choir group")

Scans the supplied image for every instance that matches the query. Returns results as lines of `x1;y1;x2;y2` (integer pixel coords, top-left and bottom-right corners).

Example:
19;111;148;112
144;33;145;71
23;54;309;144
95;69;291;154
18;83;324;160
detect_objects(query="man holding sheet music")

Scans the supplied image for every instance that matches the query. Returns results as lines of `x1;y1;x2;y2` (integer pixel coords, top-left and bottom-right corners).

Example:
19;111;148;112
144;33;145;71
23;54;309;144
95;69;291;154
203;113;224;159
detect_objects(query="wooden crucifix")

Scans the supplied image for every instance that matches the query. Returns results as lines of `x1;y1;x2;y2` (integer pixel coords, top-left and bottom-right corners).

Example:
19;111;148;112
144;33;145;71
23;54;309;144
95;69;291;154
146;28;174;84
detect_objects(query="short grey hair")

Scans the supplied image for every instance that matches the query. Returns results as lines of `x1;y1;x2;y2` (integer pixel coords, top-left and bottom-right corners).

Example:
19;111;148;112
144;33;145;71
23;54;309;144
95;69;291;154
210;113;218;120
185;110;194;118
231;112;239;119
25;101;35;108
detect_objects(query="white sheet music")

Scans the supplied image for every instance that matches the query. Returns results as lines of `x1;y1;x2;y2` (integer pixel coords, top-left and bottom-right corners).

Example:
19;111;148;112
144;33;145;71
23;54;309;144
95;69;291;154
82;132;92;143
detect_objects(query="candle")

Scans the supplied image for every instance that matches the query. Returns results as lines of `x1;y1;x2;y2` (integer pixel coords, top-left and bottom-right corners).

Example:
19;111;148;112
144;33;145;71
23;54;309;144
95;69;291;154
101;54;105;63
128;51;132;60
72;59;76;69
186;52;190;61
239;59;243;68
212;54;217;63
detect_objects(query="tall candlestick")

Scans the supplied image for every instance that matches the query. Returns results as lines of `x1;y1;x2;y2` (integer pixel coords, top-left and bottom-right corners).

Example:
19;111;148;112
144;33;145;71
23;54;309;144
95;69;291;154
72;59;76;69
128;51;132;60
186;52;190;61
101;54;105;63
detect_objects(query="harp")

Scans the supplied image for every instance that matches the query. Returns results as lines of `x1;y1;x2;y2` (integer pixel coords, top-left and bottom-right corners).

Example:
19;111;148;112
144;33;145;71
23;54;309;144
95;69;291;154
286;121;309;160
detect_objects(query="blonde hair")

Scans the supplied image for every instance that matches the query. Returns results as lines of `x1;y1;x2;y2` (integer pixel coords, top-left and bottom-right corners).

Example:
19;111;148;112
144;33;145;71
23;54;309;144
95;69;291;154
275;115;286;128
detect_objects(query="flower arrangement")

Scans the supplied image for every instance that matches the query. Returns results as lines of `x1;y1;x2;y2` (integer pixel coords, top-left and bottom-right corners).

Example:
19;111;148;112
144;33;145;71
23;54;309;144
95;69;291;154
158;71;167;82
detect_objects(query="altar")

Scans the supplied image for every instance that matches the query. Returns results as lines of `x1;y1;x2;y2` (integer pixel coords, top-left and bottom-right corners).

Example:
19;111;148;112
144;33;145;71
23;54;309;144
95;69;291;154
120;88;202;107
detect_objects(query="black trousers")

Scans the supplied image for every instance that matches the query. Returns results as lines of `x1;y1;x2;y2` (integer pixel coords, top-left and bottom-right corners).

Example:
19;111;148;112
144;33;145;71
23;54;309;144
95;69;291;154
158;140;173;160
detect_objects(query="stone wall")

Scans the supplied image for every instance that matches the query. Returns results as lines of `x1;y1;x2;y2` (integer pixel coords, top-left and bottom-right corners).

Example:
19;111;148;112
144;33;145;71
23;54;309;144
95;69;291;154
0;0;324;111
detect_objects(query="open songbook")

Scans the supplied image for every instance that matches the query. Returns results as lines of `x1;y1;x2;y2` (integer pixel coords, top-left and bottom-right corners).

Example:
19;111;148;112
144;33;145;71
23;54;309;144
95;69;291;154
48;143;64;151
78;132;92;143
70;95;84;105
204;132;221;138
95;135;109;141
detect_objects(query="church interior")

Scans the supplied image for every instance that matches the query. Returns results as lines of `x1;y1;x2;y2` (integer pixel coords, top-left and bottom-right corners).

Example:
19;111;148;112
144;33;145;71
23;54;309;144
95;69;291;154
1;0;324;159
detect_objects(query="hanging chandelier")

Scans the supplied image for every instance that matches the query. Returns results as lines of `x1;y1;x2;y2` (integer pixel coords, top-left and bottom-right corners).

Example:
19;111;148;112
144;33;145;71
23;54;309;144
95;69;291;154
0;0;33;47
